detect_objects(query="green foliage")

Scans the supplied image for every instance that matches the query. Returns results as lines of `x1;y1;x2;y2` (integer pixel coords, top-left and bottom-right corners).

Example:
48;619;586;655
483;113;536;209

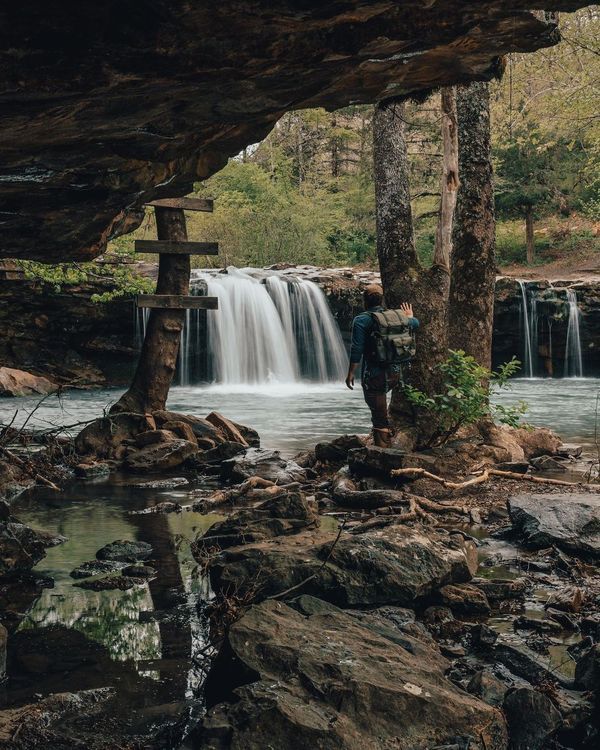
403;351;527;446
17;254;153;303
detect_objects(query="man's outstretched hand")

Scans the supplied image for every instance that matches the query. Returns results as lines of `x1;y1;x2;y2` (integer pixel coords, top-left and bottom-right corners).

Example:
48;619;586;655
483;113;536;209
400;302;413;318
345;372;355;390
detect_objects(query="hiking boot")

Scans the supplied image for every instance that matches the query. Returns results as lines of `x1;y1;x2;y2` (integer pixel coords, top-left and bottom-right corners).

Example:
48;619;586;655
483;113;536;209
373;428;392;449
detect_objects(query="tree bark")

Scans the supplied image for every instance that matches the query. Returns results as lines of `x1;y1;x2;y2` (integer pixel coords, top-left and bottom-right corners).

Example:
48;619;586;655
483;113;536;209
112;207;190;414
448;82;496;370
433;88;459;270
373;99;450;435
525;207;535;264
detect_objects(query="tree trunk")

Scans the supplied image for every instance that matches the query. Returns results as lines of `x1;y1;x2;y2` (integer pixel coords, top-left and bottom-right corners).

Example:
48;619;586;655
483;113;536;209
448;82;496;370
112;207;190;414
433;87;459;270
373;99;450;436
525;207;535;264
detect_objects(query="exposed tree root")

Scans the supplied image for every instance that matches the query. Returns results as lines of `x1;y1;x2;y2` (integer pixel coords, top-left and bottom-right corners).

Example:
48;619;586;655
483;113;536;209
391;466;598;489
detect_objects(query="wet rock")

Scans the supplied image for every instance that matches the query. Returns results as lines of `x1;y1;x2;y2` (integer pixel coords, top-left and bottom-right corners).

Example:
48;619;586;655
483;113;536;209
69;559;126;579
467;670;507;707
546;607;580;631
347;445;407;477
438;583;491;617
127;476;189;489
221;448;306;484
199;491;318;550
530;454;567;473
478;422;526;463
0;573;53;632
122;564;156;578
575;643;600;691
0;366;58;397
124;438;198;472
129;501;182;514
207;521;477;607
512;427;562;460
314;434;366;465
472;577;528;601
0;520;49;575
508;492;600;558
514;616;563;635
503;687;562;750
545;586;585;613
495;461;529;474
153;410;224;443
135;428;177;447
74;461;110;478
580;615;600;640
556;444;583;459
195;441;248;466
75;412;155;459
198;599;507;749
74;574;147;591
96;539;153;563
161;420;198;444
493;641;573;688
205;412;249;446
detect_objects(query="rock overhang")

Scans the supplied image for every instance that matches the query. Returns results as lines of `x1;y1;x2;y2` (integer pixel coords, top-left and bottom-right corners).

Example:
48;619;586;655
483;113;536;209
0;1;588;262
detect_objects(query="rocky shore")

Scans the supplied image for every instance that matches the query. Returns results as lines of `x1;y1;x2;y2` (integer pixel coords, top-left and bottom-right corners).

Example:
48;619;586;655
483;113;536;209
1;409;598;749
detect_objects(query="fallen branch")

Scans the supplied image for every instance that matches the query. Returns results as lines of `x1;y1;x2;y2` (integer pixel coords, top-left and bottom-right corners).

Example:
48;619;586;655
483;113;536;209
391;466;600;490
0;445;61;491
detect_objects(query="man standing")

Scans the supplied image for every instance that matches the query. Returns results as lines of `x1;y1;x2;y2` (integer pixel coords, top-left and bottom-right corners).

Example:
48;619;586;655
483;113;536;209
345;283;419;447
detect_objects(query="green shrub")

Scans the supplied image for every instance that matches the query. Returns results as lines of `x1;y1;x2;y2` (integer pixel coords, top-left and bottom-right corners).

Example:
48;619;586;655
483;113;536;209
403;350;527;446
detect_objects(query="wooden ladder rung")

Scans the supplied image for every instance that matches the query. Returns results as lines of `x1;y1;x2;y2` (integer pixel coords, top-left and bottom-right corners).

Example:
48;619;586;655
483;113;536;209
145;197;214;212
136;294;219;310
134;240;218;255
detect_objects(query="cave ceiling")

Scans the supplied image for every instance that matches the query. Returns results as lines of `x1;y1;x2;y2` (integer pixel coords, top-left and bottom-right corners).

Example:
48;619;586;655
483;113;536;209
0;1;589;262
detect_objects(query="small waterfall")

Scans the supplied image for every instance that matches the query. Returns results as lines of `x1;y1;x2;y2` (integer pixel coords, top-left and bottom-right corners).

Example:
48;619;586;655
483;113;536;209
138;267;348;386
517;280;534;377
564;289;583;378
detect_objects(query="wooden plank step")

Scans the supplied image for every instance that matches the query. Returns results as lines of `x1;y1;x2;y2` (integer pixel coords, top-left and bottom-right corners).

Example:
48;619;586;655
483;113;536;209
136;294;219;310
145;197;214;212
134;239;218;255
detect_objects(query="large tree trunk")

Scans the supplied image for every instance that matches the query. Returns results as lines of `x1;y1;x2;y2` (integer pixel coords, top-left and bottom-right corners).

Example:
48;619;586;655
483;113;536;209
112;207;190;414
448;82;496;370
525;207;535;264
433;87;459;270
373;99;450;438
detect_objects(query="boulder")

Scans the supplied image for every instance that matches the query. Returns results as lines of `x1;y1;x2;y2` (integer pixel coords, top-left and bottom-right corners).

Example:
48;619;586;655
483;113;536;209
575;644;600;692
556;444;583;459
73;461;110;478
221;448;306;484
347;445;407;477
75;412;155;458
69;560;126;579
199;491;318;550
467;670;507;707
512;427;562;460
206;411;249;446
503;688;561;750
438;583;491;617
153;410;225;443
495;461;529;474
314;434;366;465
0;366;58;397
124;438;198;472
478;422;526;463
161;420;198;444
508;493;600;559
207;520;478;607
472;577;528;601
197;600;507;749
530;455;567;473
545;586;585;613
96;539;153;563
134;429;177;447
0;521;49;575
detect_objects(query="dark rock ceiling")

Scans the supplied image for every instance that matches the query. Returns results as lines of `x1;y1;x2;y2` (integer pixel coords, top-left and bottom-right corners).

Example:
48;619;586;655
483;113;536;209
0;1;589;261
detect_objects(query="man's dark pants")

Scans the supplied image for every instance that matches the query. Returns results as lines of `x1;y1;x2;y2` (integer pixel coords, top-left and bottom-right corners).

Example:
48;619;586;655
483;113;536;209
361;369;400;430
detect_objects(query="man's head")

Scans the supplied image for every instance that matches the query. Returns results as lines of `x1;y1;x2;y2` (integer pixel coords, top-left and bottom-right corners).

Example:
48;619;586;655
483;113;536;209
363;283;384;309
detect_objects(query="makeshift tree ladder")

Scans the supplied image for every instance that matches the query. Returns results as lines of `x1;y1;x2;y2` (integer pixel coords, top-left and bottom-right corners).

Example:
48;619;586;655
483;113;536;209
112;198;218;415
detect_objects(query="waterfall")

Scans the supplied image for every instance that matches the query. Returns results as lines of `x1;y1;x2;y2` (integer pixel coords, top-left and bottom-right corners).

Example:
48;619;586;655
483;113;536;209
517;280;534;377
138;267;348;386
564;289;583;378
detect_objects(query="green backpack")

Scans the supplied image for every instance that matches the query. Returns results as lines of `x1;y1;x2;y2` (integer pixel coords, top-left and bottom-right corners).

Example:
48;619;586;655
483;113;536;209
366;309;416;366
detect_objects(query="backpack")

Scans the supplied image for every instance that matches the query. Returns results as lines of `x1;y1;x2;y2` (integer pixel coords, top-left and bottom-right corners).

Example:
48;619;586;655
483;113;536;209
366;309;416;366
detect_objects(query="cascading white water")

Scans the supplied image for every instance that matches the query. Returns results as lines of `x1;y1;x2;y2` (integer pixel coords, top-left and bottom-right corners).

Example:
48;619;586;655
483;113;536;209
517;280;534;377
137;267;349;385
564;288;583;378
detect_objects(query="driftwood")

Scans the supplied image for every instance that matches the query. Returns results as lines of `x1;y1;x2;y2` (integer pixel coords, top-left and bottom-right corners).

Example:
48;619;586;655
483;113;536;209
0;445;61;491
391;466;599;490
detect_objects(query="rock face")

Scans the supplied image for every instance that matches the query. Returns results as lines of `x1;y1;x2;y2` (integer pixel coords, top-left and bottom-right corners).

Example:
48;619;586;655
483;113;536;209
0;367;57;397
508;492;600;558
0;4;574;262
207;520;477;606
198;599;507;749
